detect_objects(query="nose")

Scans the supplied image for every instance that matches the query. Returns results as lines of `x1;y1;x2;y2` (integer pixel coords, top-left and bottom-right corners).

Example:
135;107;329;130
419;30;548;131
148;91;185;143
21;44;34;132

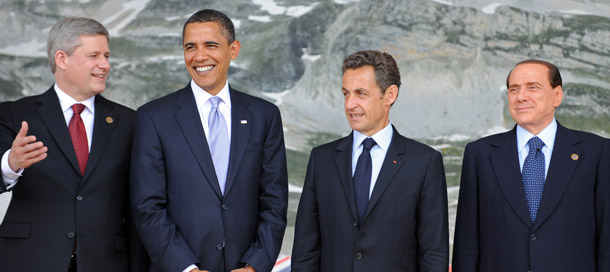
194;47;208;62
344;94;356;110
98;56;110;70
515;89;528;102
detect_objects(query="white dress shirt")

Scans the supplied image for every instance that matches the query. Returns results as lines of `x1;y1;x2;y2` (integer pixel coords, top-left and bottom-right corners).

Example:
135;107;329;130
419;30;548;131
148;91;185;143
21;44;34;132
516;119;557;179
2;84;95;187
351;122;394;198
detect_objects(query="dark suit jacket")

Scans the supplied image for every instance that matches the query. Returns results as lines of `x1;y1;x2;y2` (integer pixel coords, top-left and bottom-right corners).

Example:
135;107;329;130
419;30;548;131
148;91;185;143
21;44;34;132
0;87;148;271
452;123;610;272
291;127;449;272
130;85;288;272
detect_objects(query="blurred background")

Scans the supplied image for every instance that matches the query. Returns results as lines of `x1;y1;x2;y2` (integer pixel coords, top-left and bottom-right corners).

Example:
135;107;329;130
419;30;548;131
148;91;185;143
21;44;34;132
1;0;609;259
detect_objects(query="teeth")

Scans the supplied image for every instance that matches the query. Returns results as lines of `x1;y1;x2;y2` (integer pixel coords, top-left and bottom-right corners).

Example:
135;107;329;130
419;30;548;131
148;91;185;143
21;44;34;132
93;75;105;78
351;114;363;117
196;66;213;72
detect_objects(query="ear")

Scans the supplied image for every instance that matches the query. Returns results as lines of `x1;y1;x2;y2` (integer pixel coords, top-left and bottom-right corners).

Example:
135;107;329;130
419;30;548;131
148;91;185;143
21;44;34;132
553;85;563;108
230;40;241;60
384;85;398;106
55;50;69;71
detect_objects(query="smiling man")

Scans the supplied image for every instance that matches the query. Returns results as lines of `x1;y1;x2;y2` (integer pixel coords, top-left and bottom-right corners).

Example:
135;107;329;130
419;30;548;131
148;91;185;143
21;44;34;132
452;60;610;271
130;9;288;272
291;50;449;271
0;17;148;271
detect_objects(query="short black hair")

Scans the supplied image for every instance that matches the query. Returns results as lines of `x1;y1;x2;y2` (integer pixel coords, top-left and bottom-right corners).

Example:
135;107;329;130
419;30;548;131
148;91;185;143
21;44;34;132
506;59;562;89
182;9;235;44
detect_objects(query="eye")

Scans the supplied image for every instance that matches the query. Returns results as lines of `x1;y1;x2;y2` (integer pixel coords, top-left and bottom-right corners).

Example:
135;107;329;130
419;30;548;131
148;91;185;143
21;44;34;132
342;91;348;97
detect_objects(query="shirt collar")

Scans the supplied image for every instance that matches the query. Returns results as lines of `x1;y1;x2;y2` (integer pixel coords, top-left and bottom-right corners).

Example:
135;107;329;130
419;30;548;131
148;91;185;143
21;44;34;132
190;79;231;107
54;83;95;113
516;118;557;152
352;122;394;152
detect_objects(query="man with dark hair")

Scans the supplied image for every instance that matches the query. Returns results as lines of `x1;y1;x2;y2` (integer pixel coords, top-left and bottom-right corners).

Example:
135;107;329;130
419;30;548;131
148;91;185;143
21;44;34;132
453;59;610;271
0;17;147;271
291;50;449;271
130;9;288;272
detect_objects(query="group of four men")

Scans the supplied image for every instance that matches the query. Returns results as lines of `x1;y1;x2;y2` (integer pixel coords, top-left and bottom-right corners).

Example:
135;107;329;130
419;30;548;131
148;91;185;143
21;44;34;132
0;8;608;272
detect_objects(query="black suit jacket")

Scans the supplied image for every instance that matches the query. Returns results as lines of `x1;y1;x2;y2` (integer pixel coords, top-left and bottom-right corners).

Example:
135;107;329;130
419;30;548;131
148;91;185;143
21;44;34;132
0;87;148;271
452;123;610;271
130;85;288;272
292;127;449;272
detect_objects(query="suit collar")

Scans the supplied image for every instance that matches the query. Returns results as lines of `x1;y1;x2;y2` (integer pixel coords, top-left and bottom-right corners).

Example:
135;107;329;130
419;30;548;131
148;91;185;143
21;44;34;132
335;133;358;222
224;87;252;196
82;95;116;181
174;85;223;198
533;122;580;230
490;126;533;228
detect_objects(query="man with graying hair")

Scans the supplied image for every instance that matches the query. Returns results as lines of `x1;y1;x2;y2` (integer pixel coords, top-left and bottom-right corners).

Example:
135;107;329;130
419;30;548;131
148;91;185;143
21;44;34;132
0;17;148;271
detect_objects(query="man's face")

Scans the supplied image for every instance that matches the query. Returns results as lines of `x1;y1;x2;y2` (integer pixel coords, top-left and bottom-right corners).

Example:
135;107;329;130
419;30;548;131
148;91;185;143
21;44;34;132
183;22;240;95
342;66;396;136
60;35;110;101
507;63;563;134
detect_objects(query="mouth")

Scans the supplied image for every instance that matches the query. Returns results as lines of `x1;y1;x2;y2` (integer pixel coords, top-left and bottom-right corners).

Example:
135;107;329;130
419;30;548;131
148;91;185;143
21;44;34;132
195;65;214;73
92;73;106;80
349;113;364;118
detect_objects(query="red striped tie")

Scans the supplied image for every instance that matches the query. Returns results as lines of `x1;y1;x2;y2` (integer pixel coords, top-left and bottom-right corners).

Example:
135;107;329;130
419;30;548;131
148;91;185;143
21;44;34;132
69;104;88;175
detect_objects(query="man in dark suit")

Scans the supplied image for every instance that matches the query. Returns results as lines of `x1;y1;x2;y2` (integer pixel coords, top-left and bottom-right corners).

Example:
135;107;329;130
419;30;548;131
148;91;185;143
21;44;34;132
452;59;610;271
291;50;449;271
130;9;288;272
0;17;147;271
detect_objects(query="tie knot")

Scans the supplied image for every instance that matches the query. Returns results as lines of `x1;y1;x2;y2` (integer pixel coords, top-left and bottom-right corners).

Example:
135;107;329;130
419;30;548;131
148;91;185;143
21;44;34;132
72;104;85;115
528;136;544;151
209;96;222;109
362;138;376;151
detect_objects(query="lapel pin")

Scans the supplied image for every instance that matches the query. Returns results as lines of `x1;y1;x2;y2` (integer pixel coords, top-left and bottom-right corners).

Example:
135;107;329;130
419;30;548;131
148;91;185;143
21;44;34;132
106;117;114;124
241;120;247;124
393;160;397;164
571;153;579;161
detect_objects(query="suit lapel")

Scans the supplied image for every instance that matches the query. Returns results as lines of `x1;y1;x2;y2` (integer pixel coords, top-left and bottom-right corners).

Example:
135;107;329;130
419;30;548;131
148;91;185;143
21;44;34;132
36;88;82;175
81;95;115;182
533;124;580;230
224;88;252;196
490;128;533;228
335;134;358;222
174;86;223;199
364;127;405;220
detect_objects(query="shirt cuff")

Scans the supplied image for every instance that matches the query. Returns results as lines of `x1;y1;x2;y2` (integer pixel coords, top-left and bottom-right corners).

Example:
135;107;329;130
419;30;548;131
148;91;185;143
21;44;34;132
2;149;22;186
182;264;199;272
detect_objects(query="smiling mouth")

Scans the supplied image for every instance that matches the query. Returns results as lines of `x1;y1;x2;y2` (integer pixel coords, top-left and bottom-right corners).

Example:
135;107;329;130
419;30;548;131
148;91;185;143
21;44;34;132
92;74;105;79
195;66;214;72
349;113;364;118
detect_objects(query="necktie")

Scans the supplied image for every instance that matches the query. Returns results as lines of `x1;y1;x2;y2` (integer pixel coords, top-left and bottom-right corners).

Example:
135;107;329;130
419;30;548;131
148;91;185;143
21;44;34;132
353;137;376;223
522;136;545;222
208;96;229;195
69;104;88;176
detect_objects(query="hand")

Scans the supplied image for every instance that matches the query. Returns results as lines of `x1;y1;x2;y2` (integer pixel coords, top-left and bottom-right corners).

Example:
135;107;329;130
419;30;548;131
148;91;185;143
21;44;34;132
7;121;47;172
189;269;209;272
231;266;256;272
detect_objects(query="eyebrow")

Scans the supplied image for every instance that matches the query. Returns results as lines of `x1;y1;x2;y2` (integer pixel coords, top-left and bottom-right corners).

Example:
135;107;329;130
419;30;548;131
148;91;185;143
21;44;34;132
183;41;220;47
508;81;542;88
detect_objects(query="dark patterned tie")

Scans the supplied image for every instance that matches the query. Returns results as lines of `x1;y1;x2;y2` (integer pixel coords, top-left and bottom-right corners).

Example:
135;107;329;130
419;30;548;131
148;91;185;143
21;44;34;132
69;104;88;176
522;136;545;222
353;137;376;223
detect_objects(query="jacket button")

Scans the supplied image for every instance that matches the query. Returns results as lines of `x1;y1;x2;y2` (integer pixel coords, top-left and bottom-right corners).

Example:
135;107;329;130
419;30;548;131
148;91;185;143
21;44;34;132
355;252;363;259
67;232;75;239
222;204;228;211
216;243;223;251
353;221;358;228
76;195;83;201
530;234;537;240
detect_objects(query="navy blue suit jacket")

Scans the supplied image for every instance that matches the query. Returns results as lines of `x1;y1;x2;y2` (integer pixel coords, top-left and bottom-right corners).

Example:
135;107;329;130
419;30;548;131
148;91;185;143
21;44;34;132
453;123;610;271
0;87;148;271
130;85;288;272
292;128;449;272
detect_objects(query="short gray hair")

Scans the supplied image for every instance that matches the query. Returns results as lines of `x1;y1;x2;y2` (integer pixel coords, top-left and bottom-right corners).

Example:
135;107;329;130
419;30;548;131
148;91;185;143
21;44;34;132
47;17;109;73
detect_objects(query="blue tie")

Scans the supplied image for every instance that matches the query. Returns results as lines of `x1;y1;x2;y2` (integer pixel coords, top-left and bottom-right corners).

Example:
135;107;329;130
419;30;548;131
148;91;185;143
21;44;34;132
208;96;229;195
522;136;545;222
353;138;376;223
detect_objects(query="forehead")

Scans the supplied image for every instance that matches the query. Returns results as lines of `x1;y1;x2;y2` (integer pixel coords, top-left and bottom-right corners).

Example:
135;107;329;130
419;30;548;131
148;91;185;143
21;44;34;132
183;22;227;43
342;66;378;89
509;63;550;85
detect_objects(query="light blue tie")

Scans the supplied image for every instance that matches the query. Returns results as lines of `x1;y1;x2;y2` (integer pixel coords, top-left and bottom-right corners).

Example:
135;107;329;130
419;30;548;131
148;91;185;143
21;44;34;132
522;136;545;222
208;96;229;195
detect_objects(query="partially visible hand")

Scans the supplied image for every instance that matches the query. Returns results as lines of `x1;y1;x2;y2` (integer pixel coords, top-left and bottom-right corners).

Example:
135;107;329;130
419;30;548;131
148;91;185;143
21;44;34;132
189;269;209;272
231;266;256;272
7;121;47;172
